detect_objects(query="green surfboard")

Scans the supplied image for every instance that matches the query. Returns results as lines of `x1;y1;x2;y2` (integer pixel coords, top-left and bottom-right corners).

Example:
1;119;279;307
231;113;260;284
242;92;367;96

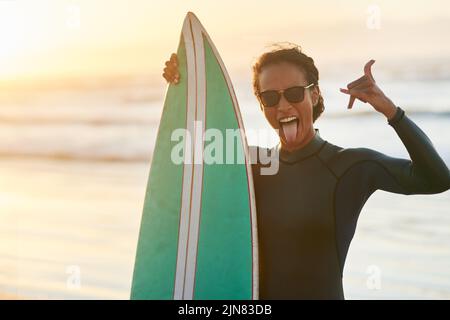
130;12;258;300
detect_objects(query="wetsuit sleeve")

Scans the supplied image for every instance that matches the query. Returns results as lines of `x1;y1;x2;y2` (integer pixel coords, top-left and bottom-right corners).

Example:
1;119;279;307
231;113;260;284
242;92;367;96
368;107;450;195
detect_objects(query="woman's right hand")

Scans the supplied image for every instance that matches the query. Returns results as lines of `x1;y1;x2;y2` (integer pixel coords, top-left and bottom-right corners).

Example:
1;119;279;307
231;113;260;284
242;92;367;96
163;53;180;84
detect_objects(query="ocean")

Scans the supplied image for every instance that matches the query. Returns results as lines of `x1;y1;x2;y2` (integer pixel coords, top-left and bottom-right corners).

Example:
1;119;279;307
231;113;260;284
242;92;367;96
0;75;449;299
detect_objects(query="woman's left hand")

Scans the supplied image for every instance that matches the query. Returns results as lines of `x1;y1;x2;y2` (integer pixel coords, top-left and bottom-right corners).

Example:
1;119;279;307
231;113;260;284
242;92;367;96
340;60;397;120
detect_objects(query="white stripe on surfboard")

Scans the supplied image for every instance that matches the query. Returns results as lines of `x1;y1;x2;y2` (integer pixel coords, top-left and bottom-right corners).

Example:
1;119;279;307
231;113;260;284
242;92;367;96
189;12;259;299
183;14;206;300
173;16;197;300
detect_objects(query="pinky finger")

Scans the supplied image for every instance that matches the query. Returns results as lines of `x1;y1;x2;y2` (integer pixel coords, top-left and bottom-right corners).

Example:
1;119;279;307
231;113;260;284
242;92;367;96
348;96;356;109
340;88;356;109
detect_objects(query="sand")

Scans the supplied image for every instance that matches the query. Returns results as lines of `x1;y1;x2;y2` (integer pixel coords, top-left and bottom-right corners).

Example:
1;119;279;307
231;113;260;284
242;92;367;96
0;157;449;299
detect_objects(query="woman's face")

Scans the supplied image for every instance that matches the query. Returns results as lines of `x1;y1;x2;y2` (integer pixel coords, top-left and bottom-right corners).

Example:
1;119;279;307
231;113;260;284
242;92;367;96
258;62;318;151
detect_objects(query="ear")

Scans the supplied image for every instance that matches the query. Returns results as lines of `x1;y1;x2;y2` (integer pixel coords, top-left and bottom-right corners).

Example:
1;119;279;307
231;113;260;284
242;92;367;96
310;86;320;106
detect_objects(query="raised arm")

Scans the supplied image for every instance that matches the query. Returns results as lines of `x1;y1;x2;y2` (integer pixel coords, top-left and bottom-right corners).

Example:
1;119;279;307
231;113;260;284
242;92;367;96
353;107;450;195
338;60;449;194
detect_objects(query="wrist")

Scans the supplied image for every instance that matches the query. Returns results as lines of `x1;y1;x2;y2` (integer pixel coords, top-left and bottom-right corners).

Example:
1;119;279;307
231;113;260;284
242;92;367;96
381;99;397;120
387;106;405;126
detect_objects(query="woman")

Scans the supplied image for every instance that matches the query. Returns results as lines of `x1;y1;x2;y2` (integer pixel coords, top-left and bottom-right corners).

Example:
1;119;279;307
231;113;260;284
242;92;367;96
162;43;450;299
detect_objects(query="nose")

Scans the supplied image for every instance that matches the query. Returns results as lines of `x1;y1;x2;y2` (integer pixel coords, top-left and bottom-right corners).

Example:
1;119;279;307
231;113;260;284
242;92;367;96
277;93;293;112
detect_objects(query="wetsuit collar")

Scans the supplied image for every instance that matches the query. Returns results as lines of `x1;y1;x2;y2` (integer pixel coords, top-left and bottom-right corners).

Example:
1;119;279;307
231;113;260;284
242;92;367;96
277;129;326;163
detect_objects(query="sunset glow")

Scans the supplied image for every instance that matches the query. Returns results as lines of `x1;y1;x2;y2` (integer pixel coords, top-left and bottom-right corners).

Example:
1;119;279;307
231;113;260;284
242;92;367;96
0;0;450;81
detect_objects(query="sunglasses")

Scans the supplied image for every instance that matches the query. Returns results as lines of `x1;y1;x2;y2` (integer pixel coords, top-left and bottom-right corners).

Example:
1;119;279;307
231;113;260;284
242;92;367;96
259;83;315;108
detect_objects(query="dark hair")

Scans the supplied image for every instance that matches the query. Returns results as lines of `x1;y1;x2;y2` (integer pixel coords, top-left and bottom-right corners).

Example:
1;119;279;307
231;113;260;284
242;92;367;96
252;42;325;122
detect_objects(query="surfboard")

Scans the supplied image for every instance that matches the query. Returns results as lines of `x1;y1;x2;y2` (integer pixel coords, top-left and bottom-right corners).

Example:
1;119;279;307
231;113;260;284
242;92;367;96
130;12;258;300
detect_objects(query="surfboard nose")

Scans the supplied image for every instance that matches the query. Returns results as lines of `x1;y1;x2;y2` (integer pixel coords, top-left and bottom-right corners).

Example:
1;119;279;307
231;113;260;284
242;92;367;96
186;11;196;18
186;11;200;24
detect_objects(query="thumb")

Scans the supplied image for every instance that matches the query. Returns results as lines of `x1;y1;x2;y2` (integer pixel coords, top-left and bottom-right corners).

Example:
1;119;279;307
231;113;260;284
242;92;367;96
364;59;376;82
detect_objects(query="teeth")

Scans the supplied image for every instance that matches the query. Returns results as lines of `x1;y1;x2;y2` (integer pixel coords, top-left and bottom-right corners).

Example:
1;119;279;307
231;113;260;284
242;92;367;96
279;116;298;123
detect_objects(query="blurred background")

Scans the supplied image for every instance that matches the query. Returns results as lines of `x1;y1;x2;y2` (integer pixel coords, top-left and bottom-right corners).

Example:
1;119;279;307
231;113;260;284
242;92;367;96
0;0;449;299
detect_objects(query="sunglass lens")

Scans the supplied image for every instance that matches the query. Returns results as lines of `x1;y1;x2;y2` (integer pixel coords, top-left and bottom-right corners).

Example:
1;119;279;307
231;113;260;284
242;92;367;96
260;91;280;108
284;86;304;103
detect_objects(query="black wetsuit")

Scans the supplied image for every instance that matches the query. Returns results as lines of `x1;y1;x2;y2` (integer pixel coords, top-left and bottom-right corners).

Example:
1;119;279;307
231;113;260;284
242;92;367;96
251;107;450;299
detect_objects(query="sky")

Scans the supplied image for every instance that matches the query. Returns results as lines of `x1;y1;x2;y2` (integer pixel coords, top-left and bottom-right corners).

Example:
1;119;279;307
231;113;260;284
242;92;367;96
1;0;450;82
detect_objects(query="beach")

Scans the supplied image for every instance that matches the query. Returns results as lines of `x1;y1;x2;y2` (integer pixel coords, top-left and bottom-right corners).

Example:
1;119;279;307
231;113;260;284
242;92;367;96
1;155;449;299
2;0;450;301
0;77;449;299
0;158;146;299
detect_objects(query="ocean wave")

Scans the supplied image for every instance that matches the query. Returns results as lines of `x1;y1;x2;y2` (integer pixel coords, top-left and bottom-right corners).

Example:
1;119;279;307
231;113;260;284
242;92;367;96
0;151;152;163
0;117;158;126
1;106;449;126
323;109;450;118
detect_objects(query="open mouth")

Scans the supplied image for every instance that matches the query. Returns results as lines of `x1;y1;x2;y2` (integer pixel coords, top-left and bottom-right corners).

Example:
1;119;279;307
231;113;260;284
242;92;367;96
279;116;299;144
279;116;298;125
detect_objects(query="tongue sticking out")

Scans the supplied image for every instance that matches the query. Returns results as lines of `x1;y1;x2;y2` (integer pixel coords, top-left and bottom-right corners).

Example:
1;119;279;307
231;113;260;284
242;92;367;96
281;120;298;144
